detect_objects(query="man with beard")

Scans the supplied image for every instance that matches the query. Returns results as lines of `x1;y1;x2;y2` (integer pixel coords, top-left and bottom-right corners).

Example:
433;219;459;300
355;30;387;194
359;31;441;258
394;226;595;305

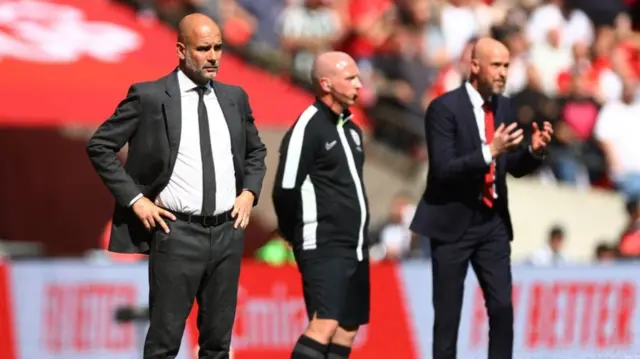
87;13;266;358
410;37;553;359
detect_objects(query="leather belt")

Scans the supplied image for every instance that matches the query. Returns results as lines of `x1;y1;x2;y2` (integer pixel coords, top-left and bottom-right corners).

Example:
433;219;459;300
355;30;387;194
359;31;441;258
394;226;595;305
167;209;234;227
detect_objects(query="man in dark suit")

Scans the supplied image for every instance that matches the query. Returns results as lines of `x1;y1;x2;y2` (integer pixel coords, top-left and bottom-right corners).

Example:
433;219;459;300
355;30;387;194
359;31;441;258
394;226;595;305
86;13;266;359
410;37;553;359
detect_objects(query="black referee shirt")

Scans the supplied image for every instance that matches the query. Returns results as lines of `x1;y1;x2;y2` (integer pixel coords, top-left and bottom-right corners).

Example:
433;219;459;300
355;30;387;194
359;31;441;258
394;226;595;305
272;99;370;261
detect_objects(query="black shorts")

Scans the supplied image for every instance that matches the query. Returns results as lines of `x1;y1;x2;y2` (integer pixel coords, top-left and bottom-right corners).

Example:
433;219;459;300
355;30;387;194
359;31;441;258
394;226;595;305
296;255;370;327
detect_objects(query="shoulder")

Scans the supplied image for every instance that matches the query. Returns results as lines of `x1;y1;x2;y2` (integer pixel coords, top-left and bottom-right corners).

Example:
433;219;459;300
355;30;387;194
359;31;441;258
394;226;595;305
281;104;324;144
213;81;248;99
289;104;323;134
428;86;465;115
128;73;171;99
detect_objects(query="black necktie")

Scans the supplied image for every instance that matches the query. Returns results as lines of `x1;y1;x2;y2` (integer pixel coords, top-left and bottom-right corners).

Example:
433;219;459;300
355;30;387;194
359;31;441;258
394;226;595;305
196;86;216;215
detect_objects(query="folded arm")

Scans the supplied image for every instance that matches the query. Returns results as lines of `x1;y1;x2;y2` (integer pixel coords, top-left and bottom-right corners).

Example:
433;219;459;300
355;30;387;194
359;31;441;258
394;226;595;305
240;89;267;205
425;100;490;181
86;85;143;207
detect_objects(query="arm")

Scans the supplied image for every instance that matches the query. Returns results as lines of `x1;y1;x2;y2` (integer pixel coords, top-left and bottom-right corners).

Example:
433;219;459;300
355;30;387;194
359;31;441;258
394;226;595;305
86;85;143;207
425;100;490;181
272;119;318;234
240;89;267;205
505;145;543;178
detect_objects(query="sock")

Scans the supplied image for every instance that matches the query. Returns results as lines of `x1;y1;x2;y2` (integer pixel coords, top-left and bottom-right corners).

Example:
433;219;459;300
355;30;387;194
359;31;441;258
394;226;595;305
291;334;328;359
327;343;351;359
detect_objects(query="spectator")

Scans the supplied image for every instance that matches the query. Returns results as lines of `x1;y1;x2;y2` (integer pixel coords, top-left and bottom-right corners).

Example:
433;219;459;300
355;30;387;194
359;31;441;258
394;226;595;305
236;0;285;49
526;0;594;49
527;225;571;266
618;196;640;258
279;0;344;81
529;28;574;96
369;192;416;261
440;0;488;61
594;241;618;262
547;66;602;186
336;0;397;107
594;77;640;198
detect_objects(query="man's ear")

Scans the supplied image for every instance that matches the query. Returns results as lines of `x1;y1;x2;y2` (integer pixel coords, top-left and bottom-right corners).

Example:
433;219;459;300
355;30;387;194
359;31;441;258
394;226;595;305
321;78;332;93
176;42;186;60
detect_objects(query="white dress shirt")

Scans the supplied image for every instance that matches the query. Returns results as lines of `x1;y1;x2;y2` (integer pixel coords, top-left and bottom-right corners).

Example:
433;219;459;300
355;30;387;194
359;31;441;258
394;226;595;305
465;82;498;199
465;82;542;201
150;70;236;215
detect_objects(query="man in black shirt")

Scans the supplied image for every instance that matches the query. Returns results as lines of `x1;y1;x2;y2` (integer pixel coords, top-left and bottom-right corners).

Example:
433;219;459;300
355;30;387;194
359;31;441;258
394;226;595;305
272;51;369;359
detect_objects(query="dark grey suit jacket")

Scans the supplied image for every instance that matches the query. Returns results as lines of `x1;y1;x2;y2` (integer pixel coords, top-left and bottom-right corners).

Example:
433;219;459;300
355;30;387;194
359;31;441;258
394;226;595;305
87;69;267;254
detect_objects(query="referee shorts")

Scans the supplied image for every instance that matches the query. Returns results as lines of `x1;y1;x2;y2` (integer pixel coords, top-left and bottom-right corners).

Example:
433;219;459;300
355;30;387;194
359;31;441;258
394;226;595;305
296;255;370;327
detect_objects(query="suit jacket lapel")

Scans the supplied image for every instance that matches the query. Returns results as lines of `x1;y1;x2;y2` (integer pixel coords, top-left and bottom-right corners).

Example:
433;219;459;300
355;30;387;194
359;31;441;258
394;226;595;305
457;86;482;149
212;81;242;189
492;96;504;129
212;81;240;154
163;71;182;169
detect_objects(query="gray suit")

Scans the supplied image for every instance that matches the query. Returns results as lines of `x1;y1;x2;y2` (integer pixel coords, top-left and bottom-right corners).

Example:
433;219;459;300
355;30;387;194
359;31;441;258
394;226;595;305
87;69;266;359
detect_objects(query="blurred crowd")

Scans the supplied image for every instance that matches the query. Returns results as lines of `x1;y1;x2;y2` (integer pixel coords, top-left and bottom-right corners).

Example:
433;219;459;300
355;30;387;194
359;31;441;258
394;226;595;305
124;0;640;200
119;0;640;264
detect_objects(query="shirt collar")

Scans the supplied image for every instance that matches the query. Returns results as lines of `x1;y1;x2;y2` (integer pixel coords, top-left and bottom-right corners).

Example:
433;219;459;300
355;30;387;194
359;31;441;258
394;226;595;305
315;98;353;124
177;68;213;94
465;81;490;109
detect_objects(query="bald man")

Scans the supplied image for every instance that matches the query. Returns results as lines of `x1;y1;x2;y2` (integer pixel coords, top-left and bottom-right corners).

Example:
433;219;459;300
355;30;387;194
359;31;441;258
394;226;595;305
272;51;369;359
87;13;266;359
410;37;553;359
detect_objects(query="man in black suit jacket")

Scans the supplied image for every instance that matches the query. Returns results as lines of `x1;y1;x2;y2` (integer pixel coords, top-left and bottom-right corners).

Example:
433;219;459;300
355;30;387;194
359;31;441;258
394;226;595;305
410;37;553;359
87;13;266;359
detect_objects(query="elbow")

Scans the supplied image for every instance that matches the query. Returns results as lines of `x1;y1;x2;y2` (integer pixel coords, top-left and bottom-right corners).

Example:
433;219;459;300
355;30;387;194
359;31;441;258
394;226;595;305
86;138;101;163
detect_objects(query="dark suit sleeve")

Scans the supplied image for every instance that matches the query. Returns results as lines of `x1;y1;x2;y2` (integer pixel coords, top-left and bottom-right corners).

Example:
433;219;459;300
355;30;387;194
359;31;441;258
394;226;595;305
86;85;143;207
240;89;267;205
425;99;490;181
505;146;543;178
272;120;318;236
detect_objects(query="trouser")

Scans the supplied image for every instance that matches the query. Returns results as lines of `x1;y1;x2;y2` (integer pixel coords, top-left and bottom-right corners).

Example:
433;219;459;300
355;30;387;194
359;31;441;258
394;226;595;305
143;218;243;359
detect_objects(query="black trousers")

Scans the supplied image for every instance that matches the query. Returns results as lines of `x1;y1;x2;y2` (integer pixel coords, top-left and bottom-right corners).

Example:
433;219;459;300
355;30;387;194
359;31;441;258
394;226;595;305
430;207;513;359
143;218;243;359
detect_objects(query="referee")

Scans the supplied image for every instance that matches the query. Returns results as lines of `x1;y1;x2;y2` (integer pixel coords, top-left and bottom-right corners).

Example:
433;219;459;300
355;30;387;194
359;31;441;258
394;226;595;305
272;51;370;359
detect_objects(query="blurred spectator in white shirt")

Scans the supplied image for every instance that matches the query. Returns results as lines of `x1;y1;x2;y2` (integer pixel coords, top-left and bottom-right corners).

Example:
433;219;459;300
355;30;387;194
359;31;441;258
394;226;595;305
529;28;574;96
526;0;594;50
594;78;640;199
370;192;416;261
279;0;343;80
527;225;571;266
